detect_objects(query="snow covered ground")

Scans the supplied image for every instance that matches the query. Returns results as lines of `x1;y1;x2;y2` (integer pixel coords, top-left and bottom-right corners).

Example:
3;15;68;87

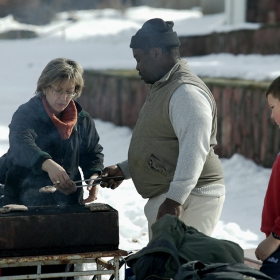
0;5;277;276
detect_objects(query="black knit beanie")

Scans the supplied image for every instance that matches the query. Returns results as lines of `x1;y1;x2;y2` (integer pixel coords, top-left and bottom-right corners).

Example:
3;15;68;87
130;18;181;49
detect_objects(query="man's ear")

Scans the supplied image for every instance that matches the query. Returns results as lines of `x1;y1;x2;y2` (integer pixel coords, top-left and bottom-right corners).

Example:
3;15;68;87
152;47;163;61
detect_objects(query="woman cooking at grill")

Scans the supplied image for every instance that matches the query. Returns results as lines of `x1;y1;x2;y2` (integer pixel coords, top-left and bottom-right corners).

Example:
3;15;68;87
2;57;104;207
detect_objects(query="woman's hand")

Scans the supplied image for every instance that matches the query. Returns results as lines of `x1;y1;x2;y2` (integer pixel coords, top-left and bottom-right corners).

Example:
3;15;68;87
83;173;99;204
42;159;77;195
255;233;280;261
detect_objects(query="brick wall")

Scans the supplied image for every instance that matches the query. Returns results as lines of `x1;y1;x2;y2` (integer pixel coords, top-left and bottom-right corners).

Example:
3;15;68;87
78;70;276;167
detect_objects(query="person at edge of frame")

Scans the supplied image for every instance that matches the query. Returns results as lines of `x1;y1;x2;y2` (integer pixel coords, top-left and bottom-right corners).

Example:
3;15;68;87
255;76;280;280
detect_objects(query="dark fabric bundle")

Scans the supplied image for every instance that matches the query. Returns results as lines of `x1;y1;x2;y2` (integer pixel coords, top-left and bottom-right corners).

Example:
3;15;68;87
126;215;244;280
174;261;273;280
130;18;181;49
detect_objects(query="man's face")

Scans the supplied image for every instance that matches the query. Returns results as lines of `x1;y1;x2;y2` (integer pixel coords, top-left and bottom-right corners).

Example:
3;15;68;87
132;48;159;84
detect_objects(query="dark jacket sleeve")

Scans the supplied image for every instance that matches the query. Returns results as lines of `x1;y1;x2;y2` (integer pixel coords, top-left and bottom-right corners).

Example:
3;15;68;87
0;153;8;184
78;113;104;179
8;101;52;174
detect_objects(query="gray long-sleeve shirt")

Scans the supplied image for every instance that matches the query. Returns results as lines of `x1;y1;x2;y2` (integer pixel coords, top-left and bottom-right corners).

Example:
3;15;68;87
118;83;225;205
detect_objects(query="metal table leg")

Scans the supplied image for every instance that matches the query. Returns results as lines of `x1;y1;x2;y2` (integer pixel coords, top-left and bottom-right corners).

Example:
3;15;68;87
36;265;41;280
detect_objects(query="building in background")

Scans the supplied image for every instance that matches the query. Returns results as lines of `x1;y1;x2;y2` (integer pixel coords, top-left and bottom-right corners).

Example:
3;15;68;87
0;0;280;25
247;0;280;23
225;0;246;25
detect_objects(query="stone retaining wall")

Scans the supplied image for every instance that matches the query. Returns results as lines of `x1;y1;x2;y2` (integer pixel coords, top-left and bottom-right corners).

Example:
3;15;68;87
78;70;276;167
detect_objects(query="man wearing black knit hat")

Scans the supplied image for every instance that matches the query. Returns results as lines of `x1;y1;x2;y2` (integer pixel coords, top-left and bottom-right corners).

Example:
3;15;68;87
102;18;225;239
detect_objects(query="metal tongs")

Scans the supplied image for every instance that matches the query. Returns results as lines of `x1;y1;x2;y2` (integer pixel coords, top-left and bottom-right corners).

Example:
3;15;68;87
39;176;124;193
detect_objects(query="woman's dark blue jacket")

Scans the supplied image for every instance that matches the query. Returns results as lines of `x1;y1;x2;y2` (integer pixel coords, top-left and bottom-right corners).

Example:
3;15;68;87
3;95;104;206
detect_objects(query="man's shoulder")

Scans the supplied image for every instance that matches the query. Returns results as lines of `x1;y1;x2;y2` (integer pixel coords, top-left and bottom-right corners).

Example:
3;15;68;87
270;154;280;175
172;84;213;108
274;153;280;166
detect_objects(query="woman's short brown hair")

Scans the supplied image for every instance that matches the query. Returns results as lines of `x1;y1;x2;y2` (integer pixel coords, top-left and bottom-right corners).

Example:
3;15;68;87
35;58;84;98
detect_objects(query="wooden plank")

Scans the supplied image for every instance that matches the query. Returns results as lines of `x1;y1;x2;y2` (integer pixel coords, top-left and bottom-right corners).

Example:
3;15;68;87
244;248;261;270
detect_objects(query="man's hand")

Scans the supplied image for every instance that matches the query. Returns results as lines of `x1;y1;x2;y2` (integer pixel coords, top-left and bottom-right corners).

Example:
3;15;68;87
42;159;76;195
101;165;124;189
255;233;280;261
156;198;183;221
83;174;99;204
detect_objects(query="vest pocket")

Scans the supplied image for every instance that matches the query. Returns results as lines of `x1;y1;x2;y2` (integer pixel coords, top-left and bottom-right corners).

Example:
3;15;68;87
149;154;173;178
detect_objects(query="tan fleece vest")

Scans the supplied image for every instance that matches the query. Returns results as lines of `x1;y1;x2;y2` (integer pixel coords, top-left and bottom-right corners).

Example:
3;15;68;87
128;60;224;199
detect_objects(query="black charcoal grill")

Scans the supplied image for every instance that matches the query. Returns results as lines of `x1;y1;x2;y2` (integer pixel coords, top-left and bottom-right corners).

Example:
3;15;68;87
0;204;119;257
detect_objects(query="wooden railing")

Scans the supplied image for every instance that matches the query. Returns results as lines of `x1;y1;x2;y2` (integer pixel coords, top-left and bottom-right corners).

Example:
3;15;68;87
179;24;280;56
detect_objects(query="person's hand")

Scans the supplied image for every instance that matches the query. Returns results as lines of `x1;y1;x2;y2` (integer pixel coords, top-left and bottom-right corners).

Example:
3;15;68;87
101;165;124;189
255;233;280;261
42;159;77;195
83;173;99;204
156;198;183;221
